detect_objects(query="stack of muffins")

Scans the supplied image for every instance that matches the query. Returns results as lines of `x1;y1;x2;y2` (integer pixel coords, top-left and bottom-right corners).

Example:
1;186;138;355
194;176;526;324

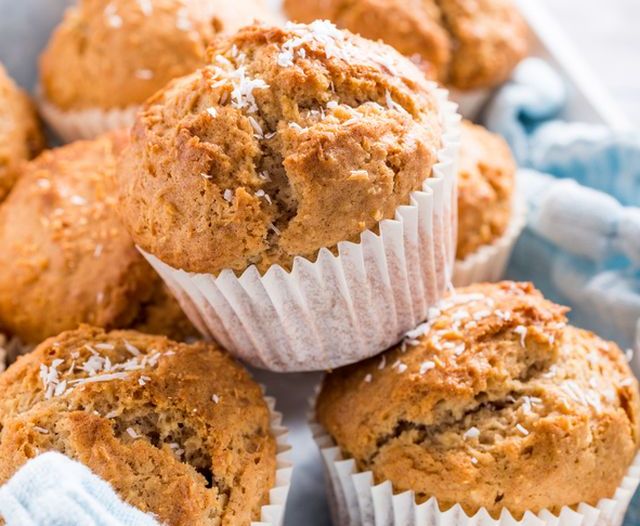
0;1;637;526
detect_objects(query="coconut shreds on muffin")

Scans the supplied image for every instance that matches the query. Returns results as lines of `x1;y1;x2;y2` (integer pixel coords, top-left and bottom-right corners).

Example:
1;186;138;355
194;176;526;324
116;21;444;275
316;281;640;518
0;326;276;526
0;63;44;201
456;120;516;260
0;132;196;344
284;0;529;91
39;0;279;112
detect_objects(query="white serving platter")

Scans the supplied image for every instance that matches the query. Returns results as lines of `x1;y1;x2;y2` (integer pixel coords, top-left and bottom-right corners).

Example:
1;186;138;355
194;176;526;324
0;1;633;525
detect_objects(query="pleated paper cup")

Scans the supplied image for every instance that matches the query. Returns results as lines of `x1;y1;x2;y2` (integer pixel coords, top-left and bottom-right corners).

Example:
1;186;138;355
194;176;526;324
453;194;526;287
38;94;138;142
309;409;640;526
257;392;293;526
140;87;461;372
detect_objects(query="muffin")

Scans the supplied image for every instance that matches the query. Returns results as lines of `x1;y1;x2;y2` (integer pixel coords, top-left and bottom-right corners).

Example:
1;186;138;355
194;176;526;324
315;281;640;524
39;0;279;141
0;63;45;201
0;132;197;345
453;120;525;286
283;0;529;94
0;326;281;526
116;21;460;371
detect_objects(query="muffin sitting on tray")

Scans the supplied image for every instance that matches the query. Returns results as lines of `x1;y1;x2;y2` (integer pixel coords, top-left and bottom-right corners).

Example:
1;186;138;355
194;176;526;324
39;0;279;140
284;0;529;114
453;120;525;286
0;326;277;526
0;63;44;201
0;132;196;346
115;21;459;371
315;281;640;523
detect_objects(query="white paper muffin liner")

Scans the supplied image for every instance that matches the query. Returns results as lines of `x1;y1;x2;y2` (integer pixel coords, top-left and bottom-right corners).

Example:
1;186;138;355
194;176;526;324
140;87;461;372
256;392;293;526
38;94;138;142
309;401;640;526
453;194;527;287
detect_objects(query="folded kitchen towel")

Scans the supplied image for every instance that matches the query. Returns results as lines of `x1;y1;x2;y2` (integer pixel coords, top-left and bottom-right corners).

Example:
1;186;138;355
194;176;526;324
484;57;640;359
0;452;160;526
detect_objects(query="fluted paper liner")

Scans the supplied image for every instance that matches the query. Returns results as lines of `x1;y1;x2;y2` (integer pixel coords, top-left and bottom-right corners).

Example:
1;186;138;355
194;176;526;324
309;395;640;526
255;392;293;526
453;193;527;287
141;87;461;372
38;94;138;142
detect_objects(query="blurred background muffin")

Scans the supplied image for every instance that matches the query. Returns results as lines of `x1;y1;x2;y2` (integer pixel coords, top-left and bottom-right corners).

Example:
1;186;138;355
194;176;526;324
316;281;640;521
0;63;44;202
0;326;277;526
0;132;196;347
453;120;525;286
39;0;279;140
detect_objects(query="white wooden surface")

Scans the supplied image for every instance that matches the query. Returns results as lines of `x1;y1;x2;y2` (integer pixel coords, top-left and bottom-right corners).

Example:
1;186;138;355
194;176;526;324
541;0;640;126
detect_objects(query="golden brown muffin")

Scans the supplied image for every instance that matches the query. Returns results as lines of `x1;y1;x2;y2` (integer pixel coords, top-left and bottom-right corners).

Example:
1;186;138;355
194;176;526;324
456;120;515;260
40;0;278;111
0;64;44;201
317;281;640;518
117;22;444;274
0;133;196;344
0;326;276;526
284;0;529;91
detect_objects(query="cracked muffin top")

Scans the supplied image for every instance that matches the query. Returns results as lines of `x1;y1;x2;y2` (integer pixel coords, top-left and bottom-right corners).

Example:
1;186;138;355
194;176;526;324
0;132;195;344
284;0;529;91
0;326;276;526
40;0;278;111
0;63;44;201
117;22;444;275
316;281;640;518
456;120;515;259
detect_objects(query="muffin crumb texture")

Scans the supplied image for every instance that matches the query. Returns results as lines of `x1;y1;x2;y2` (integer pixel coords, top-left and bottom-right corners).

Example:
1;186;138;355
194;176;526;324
457;120;515;259
117;22;443;274
0;326;276;526
0;133;196;344
40;0;278;110
0;64;44;201
283;0;529;90
317;281;640;518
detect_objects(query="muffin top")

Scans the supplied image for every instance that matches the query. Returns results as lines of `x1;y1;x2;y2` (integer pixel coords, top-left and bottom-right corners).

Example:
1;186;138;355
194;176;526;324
0;326;276;526
0;64;45;201
117;22;443;274
284;0;529;91
40;0;278;110
456;120;515;259
0;133;195;344
317;281;640;517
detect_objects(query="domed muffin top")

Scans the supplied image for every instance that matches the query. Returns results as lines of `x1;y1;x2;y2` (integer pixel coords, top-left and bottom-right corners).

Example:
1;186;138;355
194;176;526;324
284;0;529;90
0;63;44;201
317;281;640;517
0;132;195;344
40;0;278;110
0;326;276;526
117;22;444;274
457;120;515;259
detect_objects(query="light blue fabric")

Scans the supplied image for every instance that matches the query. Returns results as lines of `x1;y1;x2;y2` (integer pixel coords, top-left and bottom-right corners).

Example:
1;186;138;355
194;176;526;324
0;452;160;526
484;58;640;354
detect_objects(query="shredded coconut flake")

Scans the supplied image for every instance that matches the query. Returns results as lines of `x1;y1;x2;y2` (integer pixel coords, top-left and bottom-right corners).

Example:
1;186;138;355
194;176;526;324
126;427;140;439
513;325;528;348
137;0;152;15
223;189;234;202
135;69;154;80
419;361;435;375
212;394;220;404
363;373;372;383
463;426;480;440
515;423;529;436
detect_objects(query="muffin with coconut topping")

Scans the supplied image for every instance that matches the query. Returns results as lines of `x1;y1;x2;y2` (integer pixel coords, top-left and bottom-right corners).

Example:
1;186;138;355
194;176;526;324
117;22;444;274
0;132;196;345
39;0;279;140
316;281;640;518
0;326;277;526
284;0;528;92
0;63;44;201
